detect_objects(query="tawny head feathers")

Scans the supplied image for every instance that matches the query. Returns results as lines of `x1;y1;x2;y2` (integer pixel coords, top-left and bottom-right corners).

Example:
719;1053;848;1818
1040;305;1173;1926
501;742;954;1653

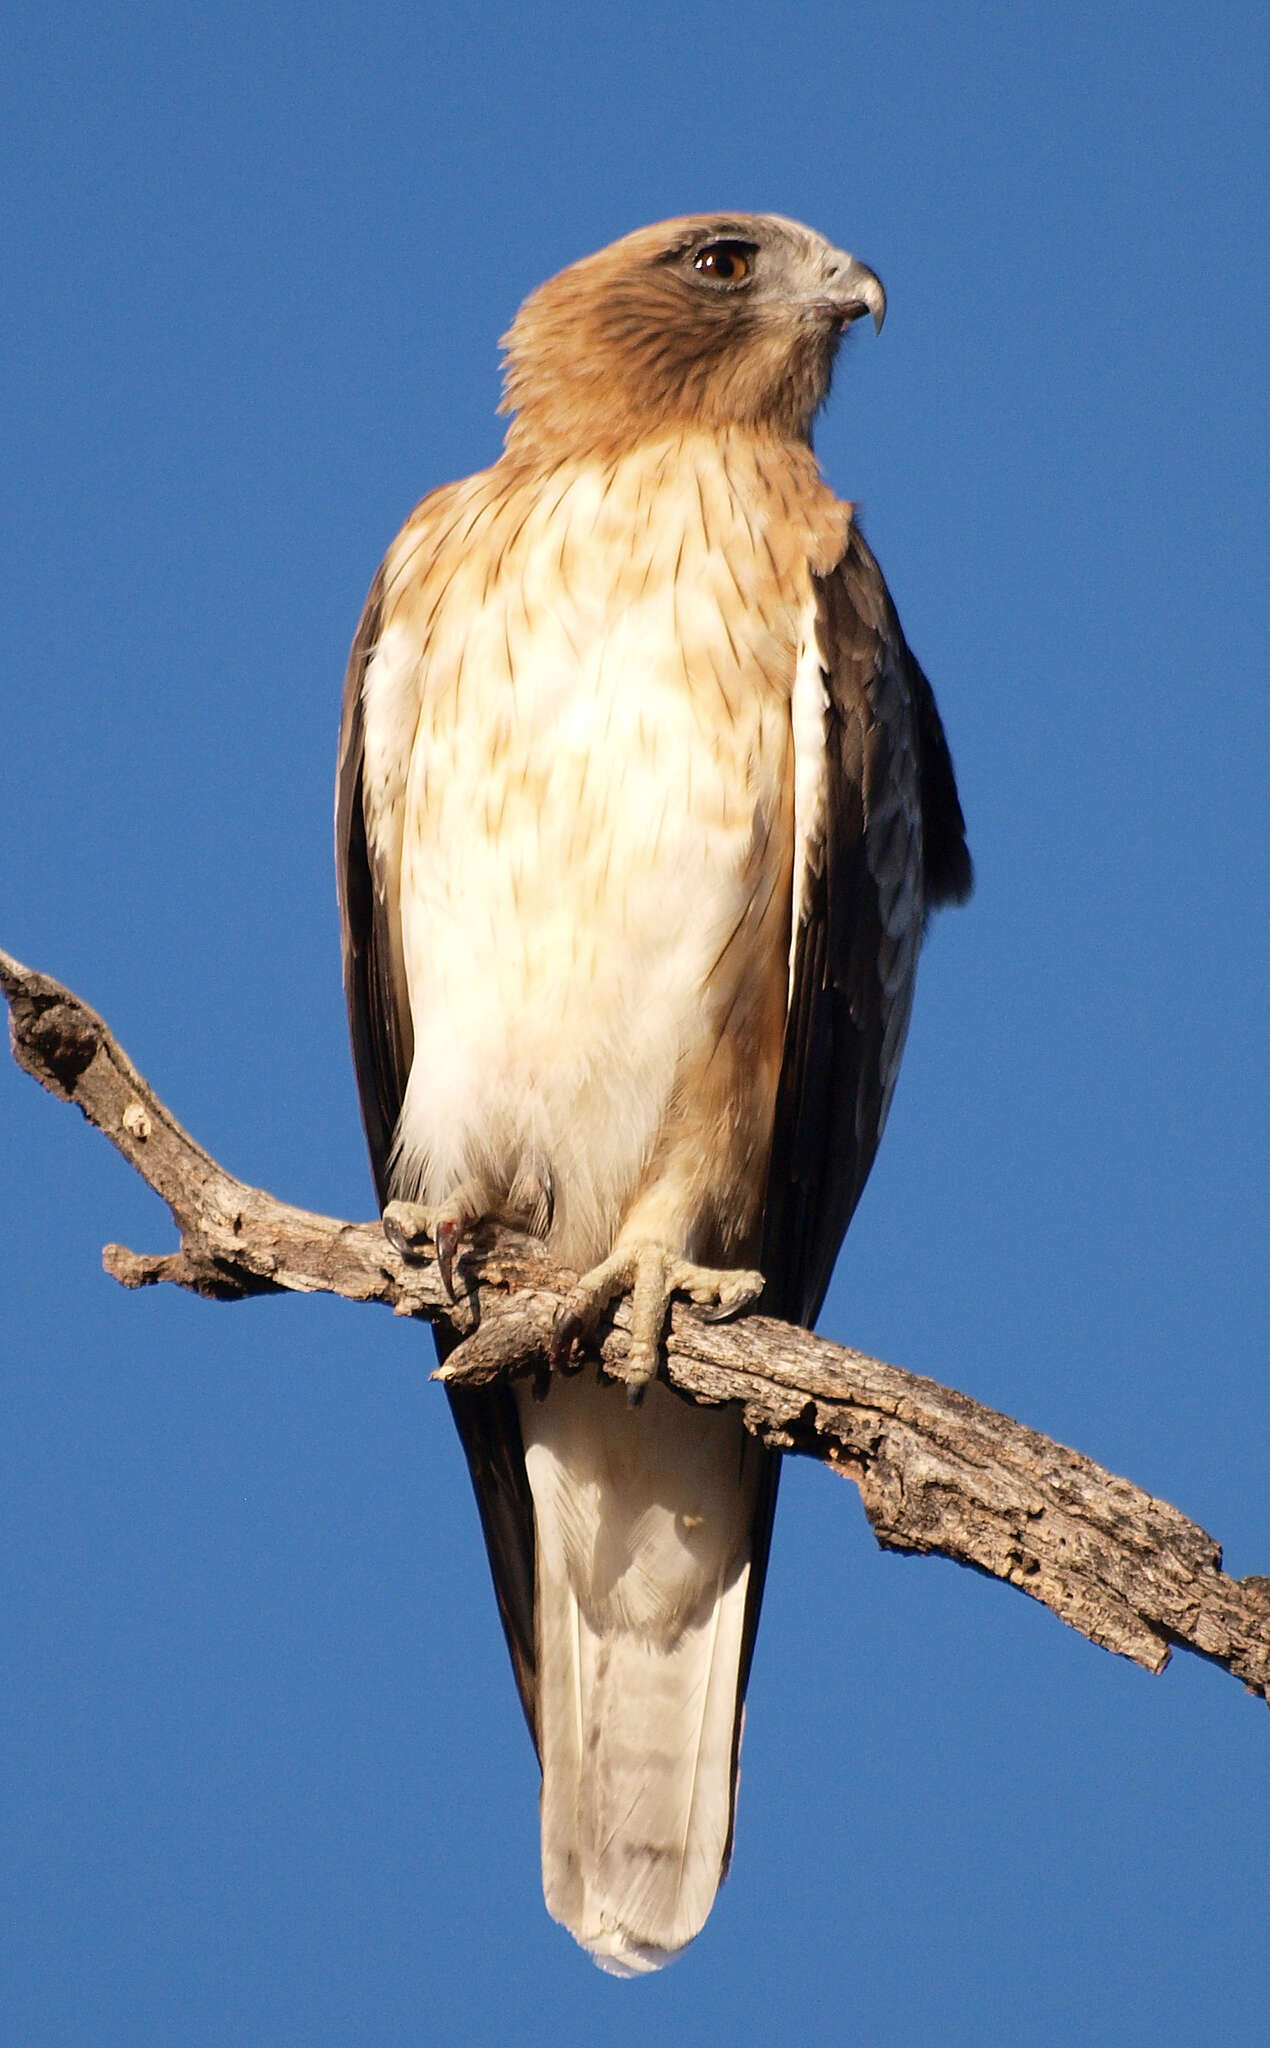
500;212;885;461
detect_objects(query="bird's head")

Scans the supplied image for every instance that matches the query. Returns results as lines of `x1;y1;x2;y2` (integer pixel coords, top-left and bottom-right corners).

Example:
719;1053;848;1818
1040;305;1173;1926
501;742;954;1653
500;212;885;461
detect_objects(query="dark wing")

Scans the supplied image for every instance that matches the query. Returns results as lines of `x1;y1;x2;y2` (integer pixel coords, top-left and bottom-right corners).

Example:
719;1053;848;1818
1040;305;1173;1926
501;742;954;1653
335;567;413;1196
760;523;971;1328
335;572;541;1743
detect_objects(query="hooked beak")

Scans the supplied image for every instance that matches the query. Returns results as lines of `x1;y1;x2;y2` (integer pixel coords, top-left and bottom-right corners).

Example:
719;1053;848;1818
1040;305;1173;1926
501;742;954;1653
820;252;887;335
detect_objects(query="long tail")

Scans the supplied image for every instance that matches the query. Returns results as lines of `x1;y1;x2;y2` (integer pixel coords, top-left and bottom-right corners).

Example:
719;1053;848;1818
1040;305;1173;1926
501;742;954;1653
515;1369;770;1973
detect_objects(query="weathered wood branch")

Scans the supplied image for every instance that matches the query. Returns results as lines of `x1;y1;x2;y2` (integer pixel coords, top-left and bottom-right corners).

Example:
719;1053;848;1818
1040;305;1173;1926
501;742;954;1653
4;944;1268;1707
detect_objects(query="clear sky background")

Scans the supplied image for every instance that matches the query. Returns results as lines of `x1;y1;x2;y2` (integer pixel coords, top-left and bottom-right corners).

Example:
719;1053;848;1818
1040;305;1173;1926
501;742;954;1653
3;5;1267;2043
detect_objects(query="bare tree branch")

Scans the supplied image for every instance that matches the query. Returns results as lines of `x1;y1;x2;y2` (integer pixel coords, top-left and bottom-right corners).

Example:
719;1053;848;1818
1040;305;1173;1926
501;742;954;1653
5;944;1268;1708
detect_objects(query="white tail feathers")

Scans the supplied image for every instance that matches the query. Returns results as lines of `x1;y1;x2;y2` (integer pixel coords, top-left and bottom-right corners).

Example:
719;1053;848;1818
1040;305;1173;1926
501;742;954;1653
516;1370;763;1972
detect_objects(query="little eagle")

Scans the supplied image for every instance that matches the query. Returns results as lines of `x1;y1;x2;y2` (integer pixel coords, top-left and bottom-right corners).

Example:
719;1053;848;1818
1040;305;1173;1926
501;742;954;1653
336;213;971;1973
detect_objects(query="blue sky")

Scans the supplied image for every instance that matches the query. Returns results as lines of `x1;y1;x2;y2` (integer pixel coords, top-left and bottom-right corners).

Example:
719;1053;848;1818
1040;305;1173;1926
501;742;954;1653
3;4;1267;2042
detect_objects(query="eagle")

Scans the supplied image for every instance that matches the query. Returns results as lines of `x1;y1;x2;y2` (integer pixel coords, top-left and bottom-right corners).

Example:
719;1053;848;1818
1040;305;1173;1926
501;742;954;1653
336;213;971;1974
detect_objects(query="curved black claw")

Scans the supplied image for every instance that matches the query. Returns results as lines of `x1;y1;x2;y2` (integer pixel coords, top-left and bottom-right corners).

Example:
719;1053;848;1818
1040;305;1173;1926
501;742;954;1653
383;1211;428;1261
550;1306;585;1368
697;1298;747;1324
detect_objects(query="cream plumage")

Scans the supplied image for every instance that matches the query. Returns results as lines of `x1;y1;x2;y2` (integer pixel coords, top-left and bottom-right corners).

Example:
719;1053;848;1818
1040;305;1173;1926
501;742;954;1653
336;214;971;1971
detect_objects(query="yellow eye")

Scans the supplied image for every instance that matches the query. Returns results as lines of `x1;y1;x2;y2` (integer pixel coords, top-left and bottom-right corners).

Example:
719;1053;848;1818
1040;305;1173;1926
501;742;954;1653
692;241;754;284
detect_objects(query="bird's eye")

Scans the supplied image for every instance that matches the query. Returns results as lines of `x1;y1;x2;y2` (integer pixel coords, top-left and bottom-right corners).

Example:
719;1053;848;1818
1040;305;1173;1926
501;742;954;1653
691;240;755;285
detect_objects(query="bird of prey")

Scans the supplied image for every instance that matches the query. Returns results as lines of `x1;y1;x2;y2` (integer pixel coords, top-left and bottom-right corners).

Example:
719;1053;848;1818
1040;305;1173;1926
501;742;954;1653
336;213;971;1974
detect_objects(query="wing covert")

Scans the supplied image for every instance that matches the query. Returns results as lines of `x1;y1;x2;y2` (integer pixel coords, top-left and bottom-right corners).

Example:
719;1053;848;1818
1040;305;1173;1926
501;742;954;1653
761;524;970;1327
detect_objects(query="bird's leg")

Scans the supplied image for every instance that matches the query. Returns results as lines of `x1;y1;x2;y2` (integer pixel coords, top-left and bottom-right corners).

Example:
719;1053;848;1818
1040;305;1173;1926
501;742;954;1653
554;1243;765;1397
382;1186;485;1300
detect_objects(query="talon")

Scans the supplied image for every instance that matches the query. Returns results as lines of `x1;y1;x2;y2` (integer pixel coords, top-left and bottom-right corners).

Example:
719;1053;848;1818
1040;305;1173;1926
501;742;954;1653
435;1216;463;1301
696;1286;762;1323
382;1200;433;1260
551;1298;597;1369
551;1307;581;1366
677;1265;765;1323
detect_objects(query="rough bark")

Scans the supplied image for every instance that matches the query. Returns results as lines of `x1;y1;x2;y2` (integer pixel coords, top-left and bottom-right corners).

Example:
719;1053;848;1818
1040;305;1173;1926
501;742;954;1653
4;944;1268;1707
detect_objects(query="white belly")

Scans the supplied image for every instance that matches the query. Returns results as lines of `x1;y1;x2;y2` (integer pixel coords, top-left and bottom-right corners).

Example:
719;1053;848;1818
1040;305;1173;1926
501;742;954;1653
366;447;802;1268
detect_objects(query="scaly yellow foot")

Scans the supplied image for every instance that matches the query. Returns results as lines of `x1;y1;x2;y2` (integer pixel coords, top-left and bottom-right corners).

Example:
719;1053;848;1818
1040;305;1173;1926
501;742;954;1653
553;1243;764;1395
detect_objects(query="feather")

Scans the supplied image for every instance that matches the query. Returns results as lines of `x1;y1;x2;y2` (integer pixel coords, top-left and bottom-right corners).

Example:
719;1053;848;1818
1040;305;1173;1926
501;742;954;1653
334;213;970;1970
520;1372;763;1970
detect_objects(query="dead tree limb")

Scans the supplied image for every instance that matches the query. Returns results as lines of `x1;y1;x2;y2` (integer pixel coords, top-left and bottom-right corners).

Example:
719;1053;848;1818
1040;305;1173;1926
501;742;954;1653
4;944;1268;1707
